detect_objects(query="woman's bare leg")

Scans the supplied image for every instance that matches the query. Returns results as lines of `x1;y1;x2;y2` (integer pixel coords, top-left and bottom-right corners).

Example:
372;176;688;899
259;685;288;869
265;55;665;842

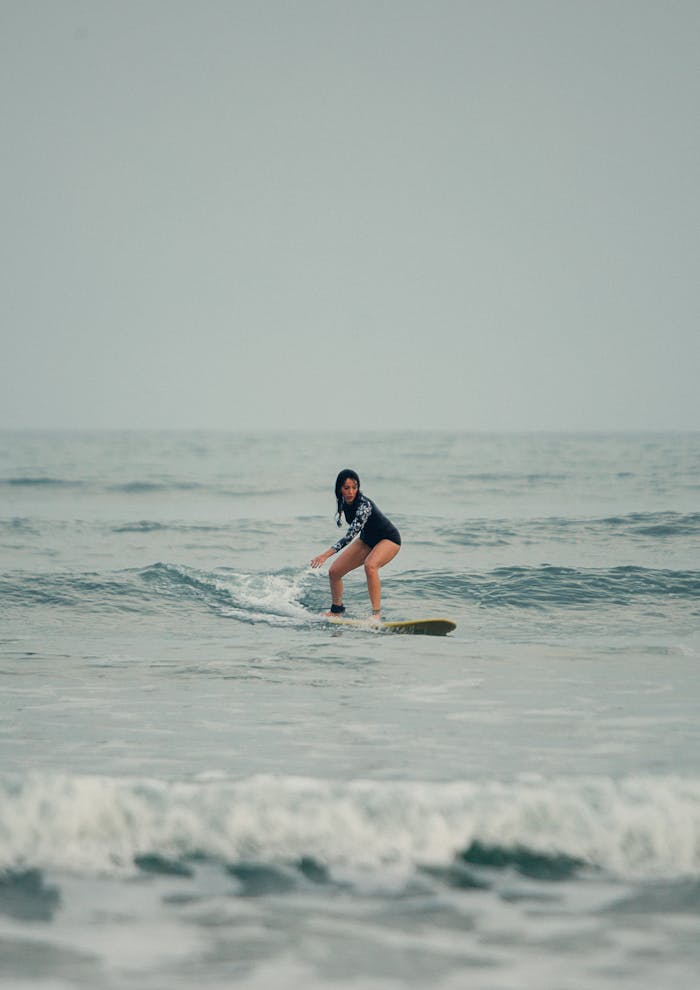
364;540;401;614
327;540;371;609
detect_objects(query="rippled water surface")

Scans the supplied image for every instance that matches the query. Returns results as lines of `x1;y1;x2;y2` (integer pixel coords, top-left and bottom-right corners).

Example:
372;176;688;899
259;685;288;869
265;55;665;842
1;431;699;989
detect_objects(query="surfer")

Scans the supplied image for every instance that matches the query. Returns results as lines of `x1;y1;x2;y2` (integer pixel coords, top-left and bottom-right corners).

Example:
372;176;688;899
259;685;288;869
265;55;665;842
310;469;401;619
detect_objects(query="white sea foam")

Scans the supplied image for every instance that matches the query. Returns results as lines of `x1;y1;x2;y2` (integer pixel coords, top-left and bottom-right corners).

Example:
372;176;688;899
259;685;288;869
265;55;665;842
214;570;312;624
1;773;699;882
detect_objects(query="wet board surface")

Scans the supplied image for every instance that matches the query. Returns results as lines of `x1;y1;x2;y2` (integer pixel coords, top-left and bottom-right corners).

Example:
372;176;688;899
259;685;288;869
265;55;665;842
328;617;456;636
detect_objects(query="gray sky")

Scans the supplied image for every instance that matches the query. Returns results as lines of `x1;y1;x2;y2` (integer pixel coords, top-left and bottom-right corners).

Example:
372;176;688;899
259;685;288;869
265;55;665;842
2;0;698;431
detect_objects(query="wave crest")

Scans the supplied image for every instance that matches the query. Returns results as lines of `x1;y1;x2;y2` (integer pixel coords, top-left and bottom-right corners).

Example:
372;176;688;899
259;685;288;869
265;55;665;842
1;773;699;883
401;565;700;608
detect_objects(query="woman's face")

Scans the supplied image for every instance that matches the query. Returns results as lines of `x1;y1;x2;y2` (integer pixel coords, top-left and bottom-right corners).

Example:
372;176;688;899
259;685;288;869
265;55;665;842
340;477;359;503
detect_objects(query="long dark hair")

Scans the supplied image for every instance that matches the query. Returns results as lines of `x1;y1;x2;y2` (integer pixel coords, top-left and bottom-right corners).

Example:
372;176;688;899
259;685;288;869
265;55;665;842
334;469;361;527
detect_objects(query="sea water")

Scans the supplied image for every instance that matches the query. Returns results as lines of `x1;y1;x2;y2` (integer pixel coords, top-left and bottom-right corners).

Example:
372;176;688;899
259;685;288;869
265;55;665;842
1;430;699;989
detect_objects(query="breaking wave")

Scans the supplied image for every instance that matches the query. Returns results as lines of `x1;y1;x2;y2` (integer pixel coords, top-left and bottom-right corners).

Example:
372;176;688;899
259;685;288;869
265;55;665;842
1;773;699;884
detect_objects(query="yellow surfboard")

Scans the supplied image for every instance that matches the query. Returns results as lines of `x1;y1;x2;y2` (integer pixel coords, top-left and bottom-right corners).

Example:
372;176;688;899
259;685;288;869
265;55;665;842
329;617;456;636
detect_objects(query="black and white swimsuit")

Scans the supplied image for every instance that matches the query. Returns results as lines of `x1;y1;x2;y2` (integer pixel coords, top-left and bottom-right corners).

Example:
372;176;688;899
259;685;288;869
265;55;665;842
332;493;401;552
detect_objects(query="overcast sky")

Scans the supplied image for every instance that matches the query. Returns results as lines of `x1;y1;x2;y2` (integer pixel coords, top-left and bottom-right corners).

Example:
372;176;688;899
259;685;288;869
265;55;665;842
2;0;698;431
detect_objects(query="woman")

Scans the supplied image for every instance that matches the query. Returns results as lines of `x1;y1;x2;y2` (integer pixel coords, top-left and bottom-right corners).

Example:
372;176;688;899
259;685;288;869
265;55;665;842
310;469;401;619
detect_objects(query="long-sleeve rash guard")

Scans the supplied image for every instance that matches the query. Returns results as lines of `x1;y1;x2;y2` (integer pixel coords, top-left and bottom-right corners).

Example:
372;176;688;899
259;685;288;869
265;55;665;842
332;493;401;552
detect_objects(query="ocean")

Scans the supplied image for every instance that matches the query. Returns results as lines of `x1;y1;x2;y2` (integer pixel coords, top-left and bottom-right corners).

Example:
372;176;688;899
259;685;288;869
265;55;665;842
1;430;699;989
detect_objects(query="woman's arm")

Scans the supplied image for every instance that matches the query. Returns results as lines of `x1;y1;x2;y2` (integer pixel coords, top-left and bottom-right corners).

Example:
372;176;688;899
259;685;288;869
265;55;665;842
310;496;372;566
331;496;372;552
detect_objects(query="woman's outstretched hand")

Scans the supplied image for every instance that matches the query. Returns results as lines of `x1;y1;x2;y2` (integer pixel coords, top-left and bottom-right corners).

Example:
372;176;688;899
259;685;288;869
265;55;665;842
310;549;333;569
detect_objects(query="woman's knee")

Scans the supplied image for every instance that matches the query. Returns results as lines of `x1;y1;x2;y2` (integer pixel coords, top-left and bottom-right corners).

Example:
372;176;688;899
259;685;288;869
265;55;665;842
330;557;354;581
